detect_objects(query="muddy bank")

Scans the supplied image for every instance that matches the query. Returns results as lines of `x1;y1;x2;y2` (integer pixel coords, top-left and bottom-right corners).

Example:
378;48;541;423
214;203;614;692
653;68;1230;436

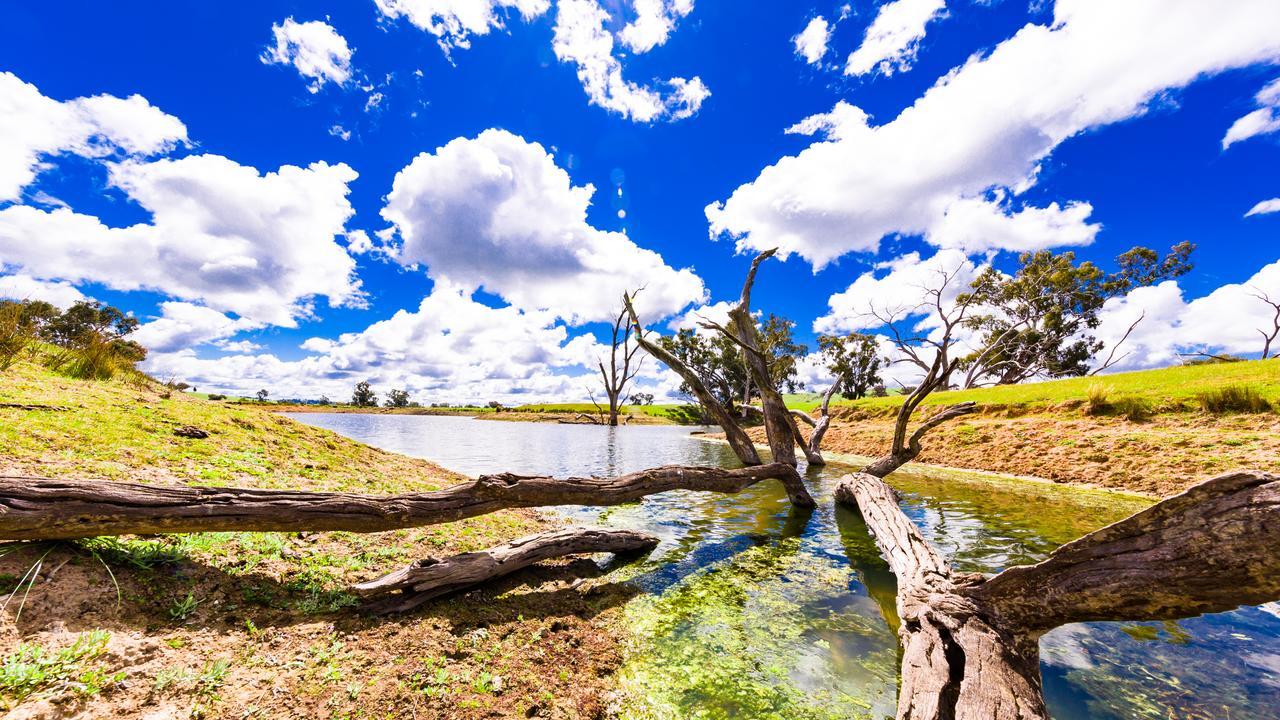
746;407;1280;497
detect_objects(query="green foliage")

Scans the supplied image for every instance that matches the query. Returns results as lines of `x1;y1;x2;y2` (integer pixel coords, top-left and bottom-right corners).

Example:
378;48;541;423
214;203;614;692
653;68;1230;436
1196;385;1273;414
656;313;807;412
168;591;202;621
0;630;120;705
386;388;411;407
351;380;377;407
959;242;1193;385
1;299;147;379
817;332;883;400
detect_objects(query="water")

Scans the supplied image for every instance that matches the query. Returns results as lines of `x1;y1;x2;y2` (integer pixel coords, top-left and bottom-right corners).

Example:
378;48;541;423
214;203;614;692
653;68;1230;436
290;412;1280;719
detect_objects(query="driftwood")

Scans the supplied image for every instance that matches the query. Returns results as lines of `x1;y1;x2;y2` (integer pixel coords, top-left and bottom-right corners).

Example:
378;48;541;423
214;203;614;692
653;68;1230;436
353;527;659;614
837;469;1280;720
0;463;814;541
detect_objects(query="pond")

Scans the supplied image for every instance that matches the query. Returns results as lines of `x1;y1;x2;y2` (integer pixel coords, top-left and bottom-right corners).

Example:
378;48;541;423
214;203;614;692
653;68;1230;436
289;412;1280;719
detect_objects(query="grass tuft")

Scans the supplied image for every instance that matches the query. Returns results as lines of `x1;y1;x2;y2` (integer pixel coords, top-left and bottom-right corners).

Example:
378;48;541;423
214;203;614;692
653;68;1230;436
1196;385;1273;414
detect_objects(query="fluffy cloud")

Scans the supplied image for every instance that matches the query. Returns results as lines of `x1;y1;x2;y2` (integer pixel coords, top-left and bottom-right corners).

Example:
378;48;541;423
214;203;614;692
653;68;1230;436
261;18;355;92
708;0;1280;269
0;154;363;327
1246;198;1280;217
814;248;983;334
926;195;1099;254
0;71;187;202
132;302;260;354
794;16;832;65
845;0;946;77
620;0;694;54
1094;260;1280;370
1222;77;1280;148
375;0;706;121
381;129;706;324
373;0;550;52
0;274;87;309
552;0;708;122
142;283;618;403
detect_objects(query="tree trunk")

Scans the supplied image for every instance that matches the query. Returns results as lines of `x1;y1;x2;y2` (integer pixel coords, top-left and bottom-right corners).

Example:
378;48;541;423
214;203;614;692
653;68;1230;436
623;294;762;466
353;527;658;613
836;469;1280;720
0;464;814;541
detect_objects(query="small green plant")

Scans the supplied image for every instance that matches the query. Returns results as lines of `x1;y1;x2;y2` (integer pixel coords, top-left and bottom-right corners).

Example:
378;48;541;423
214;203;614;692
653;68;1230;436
1196;385;1272;414
168;591;202;621
0;630;116;703
154;658;229;699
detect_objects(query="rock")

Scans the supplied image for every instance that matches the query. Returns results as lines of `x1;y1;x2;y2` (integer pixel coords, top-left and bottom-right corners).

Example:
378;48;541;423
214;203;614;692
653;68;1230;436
173;425;209;439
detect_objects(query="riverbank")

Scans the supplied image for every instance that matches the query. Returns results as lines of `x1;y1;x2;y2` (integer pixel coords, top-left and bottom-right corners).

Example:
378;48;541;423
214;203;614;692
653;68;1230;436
751;370;1280;498
0;358;635;718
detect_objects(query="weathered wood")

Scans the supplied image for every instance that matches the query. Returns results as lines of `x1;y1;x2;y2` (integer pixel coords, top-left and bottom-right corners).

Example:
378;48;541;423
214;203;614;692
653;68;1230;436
975;469;1280;631
623;293;763;466
725;249;798;468
837;468;1280;720
862;402;977;478
0;464;814;541
836;472;1048;720
353;527;659;613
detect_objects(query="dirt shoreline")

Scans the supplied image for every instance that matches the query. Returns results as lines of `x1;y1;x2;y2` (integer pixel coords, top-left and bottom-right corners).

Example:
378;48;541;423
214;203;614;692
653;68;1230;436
741;406;1280;498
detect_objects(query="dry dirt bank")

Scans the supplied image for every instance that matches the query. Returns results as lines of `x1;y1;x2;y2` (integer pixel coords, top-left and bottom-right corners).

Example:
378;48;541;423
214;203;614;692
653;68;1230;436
748;407;1280;497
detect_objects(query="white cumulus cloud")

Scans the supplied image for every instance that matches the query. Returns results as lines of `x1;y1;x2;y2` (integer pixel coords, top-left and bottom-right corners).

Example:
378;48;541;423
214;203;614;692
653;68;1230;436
261;18;355;92
373;0;551;52
381;129;706;324
0;154;364;327
1094;259;1280;370
708;0;1280;269
845;0;946;77
0;71;187;202
552;0;708;122
0;274;88;309
794;16;832;65
132;302;260;354
620;0;694;54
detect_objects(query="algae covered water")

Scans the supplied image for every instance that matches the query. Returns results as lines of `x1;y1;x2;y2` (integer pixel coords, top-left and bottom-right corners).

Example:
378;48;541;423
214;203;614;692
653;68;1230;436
290;413;1280;719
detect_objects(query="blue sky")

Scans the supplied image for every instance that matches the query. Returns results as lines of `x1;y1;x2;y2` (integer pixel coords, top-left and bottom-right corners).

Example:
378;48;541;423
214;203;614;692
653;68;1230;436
1;0;1279;402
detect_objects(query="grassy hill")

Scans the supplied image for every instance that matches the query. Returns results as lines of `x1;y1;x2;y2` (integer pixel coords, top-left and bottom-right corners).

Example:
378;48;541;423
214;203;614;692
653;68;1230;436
787;359;1280;416
0;353;628;718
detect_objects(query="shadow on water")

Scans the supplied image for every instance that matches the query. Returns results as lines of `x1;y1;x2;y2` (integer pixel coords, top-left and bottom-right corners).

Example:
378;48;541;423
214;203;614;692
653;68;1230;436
290;413;1280;720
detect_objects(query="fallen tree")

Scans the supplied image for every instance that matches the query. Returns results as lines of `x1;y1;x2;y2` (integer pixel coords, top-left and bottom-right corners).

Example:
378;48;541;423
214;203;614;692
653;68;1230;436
830;289;1280;718
354;527;659;614
0;463;814;541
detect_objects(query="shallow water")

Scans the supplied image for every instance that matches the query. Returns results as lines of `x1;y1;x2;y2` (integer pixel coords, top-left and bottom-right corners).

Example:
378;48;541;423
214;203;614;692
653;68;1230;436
290;413;1280;719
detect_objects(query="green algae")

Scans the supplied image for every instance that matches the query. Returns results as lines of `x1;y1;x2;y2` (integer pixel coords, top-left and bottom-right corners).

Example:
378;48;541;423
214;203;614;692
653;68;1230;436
615;538;898;720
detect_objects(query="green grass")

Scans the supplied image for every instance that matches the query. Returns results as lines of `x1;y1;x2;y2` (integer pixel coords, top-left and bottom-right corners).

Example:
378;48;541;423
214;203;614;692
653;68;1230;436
0;347;464;492
786;360;1280;415
0;630;124;706
509;402;704;424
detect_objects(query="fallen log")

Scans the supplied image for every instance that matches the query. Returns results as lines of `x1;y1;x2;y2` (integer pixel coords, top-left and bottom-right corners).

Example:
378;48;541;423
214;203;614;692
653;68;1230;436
836;469;1280;720
0;463;814;541
353;527;659;614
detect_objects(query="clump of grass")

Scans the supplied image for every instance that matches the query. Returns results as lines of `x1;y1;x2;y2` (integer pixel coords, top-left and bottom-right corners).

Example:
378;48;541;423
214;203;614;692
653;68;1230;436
1196;385;1273;414
1086;384;1109;415
0;630;122;704
0;302;38;371
1083;385;1152;421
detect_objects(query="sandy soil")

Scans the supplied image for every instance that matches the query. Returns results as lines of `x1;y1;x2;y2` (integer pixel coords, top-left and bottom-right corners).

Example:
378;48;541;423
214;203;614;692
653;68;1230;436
0;519;636;719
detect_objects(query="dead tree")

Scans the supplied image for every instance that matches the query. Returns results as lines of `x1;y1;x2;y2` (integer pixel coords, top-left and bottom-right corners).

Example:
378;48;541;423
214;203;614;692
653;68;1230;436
1252;287;1280;359
596;295;646;426
0;464;813;541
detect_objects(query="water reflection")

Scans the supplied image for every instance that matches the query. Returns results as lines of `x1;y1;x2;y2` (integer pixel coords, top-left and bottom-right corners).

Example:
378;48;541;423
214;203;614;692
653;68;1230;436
290;413;1280;719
